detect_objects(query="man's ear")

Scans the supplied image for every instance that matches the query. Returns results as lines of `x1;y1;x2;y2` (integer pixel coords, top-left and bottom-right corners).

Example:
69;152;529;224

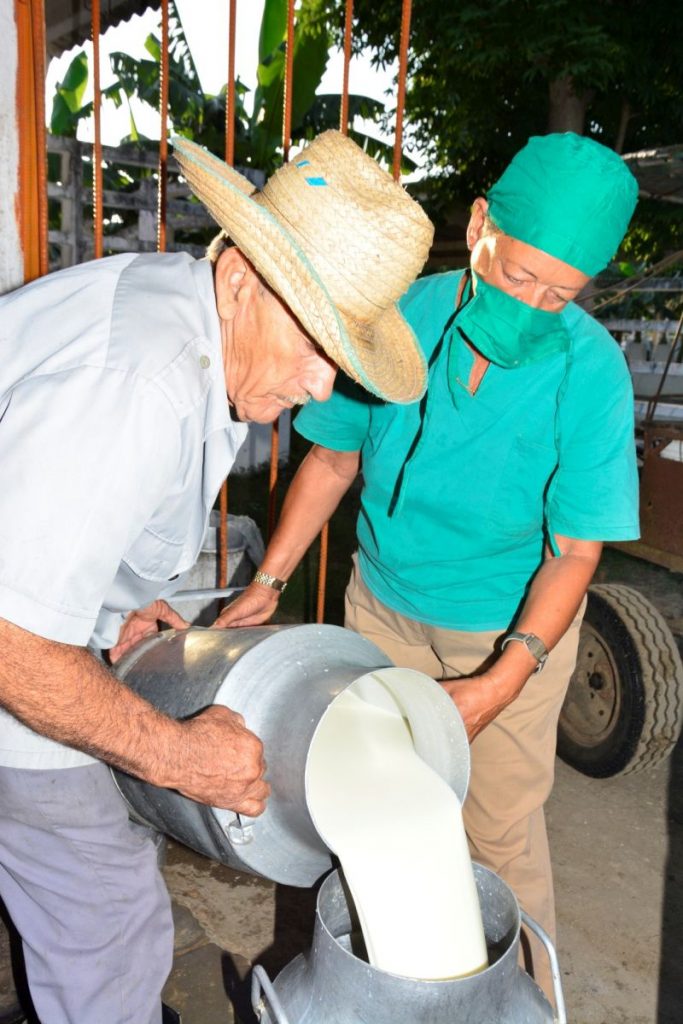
466;197;489;251
214;247;252;322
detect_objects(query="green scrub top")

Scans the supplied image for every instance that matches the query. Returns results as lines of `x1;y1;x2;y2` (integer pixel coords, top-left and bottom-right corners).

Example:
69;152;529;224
295;271;639;631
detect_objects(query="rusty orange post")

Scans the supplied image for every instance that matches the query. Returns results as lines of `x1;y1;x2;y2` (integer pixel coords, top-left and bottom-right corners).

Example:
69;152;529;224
393;0;413;182
218;0;238;592
91;0;103;258
314;0;356;621
15;0;48;282
340;0;354;134
316;524;329;623
282;0;296;162
157;0;170;253
225;0;237;167
267;0;296;543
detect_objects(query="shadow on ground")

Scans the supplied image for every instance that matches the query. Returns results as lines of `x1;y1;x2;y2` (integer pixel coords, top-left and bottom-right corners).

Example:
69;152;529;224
658;721;683;1022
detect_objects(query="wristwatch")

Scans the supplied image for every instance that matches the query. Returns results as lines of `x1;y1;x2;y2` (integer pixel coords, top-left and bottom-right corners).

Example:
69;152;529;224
253;569;288;593
501;631;548;673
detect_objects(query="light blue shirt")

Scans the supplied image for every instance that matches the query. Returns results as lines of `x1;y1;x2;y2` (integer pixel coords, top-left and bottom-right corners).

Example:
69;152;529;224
0;253;247;767
295;270;639;631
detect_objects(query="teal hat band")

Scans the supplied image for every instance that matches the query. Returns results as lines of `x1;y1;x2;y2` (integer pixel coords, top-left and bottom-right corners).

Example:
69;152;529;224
486;133;639;277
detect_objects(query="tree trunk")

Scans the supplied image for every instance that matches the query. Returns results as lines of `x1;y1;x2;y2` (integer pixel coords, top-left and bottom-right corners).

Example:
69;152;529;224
547;74;593;135
614;99;632;154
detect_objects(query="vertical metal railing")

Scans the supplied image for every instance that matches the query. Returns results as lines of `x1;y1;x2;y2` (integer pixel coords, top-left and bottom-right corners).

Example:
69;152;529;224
157;0;170;253
393;0;412;182
340;0;354;134
91;0;104;258
16;0;49;281
266;0;297;547
84;0;413;625
218;0;239;592
315;0;356;624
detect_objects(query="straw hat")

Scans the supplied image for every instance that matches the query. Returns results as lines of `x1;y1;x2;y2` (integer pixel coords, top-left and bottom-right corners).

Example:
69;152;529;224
172;131;434;403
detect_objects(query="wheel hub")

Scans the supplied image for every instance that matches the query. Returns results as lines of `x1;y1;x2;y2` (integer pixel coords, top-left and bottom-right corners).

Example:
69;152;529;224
560;624;621;747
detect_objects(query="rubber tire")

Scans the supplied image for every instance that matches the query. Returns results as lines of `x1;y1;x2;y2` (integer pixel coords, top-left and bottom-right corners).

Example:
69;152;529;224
557;583;683;778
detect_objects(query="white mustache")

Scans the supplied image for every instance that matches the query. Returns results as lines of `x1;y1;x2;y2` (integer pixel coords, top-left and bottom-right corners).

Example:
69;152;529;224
277;394;311;406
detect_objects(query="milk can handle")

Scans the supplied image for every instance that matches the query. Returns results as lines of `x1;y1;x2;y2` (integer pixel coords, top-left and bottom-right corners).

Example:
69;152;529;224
251;965;292;1024
520;910;567;1024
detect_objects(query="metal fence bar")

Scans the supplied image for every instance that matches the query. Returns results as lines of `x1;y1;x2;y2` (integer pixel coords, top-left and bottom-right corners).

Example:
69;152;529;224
340;0;354;134
16;0;49;280
282;0;296;161
157;0;170;253
393;0;413;182
91;0;103;258
267;0;297;543
33;0;49;276
316;0;356;623
218;0;239;591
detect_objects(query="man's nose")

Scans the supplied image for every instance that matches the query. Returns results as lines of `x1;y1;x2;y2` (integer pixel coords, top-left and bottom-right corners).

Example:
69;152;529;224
306;355;338;402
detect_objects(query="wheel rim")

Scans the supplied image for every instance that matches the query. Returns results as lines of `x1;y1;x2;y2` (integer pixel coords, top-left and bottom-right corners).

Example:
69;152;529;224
561;623;622;748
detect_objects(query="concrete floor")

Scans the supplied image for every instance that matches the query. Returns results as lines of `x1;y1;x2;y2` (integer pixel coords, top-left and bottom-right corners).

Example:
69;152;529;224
159;550;683;1024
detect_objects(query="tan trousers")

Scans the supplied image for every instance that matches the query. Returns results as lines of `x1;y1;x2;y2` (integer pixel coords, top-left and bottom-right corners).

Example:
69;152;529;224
344;556;584;1002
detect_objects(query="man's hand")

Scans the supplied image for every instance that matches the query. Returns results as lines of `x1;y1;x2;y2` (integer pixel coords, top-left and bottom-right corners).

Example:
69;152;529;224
212;581;280;629
441;674;520;743
109;600;190;664
175;705;270;814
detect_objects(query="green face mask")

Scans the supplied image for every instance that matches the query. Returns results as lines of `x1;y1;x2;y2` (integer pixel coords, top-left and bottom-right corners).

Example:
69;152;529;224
455;274;570;369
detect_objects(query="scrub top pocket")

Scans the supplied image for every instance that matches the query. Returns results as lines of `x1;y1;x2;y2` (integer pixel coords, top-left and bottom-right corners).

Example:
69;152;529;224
487;435;558;537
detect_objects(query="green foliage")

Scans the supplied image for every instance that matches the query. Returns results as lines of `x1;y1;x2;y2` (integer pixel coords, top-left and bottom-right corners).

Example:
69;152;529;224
53;0;388;175
321;0;683;263
49;51;121;137
50;51;90;136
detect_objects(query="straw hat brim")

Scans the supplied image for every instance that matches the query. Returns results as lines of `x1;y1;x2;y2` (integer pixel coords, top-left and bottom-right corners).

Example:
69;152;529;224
172;139;427;403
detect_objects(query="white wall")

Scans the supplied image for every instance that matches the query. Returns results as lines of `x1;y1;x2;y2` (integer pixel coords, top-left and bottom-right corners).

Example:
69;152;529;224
0;0;23;295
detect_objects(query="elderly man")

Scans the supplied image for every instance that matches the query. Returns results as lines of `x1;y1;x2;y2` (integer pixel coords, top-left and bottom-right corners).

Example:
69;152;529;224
0;130;433;1024
218;133;640;1001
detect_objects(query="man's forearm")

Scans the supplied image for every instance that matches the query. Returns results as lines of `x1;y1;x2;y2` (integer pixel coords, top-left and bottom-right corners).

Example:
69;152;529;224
259;443;360;581
0;617;183;787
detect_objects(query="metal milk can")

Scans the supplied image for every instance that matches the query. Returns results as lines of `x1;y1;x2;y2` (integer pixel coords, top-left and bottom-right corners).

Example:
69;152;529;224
114;624;566;1022
252;867;566;1024
113;624;470;886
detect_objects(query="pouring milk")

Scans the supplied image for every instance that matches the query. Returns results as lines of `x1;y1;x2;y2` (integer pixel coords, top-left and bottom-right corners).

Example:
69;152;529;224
306;669;488;980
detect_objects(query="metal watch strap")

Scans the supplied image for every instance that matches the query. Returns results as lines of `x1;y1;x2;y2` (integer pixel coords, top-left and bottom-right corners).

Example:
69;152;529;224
501;631;548;673
253;569;287;593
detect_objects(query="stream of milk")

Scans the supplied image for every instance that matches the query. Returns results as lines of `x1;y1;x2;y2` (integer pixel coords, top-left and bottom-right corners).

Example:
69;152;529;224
306;678;488;980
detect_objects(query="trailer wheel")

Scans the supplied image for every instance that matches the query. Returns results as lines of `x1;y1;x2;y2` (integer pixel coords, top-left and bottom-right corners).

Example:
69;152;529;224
557;584;683;778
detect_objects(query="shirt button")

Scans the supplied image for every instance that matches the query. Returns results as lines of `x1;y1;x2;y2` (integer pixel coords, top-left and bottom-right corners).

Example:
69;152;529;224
199;355;211;369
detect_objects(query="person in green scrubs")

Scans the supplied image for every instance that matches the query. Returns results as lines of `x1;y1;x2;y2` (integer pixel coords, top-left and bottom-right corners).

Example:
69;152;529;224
216;133;640;1001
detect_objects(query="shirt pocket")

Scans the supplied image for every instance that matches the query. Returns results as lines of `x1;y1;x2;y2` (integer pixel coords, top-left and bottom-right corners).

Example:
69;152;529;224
487;435;558;537
123;526;189;582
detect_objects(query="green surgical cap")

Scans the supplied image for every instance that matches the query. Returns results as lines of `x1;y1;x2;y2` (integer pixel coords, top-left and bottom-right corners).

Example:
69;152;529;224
486;133;639;276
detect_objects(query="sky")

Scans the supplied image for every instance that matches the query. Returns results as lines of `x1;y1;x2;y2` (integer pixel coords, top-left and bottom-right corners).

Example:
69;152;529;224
45;0;403;154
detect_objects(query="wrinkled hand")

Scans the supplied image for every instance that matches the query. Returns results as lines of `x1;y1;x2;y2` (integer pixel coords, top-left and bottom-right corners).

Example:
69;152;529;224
175;705;270;815
441;674;518;743
109;600;190;665
212;581;281;629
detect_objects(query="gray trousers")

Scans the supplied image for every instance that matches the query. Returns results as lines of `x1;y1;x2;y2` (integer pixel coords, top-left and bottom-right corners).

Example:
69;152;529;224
0;762;173;1024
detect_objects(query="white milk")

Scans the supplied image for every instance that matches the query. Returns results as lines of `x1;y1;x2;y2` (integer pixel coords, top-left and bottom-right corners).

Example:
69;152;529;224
306;676;488;980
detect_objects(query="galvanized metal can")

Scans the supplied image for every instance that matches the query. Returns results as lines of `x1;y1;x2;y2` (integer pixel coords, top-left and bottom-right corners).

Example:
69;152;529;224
112;624;470;887
252;866;566;1024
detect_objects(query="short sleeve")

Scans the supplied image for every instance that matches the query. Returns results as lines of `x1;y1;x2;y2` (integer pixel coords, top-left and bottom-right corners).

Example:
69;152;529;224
546;343;639;542
294;373;373;451
0;366;181;644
